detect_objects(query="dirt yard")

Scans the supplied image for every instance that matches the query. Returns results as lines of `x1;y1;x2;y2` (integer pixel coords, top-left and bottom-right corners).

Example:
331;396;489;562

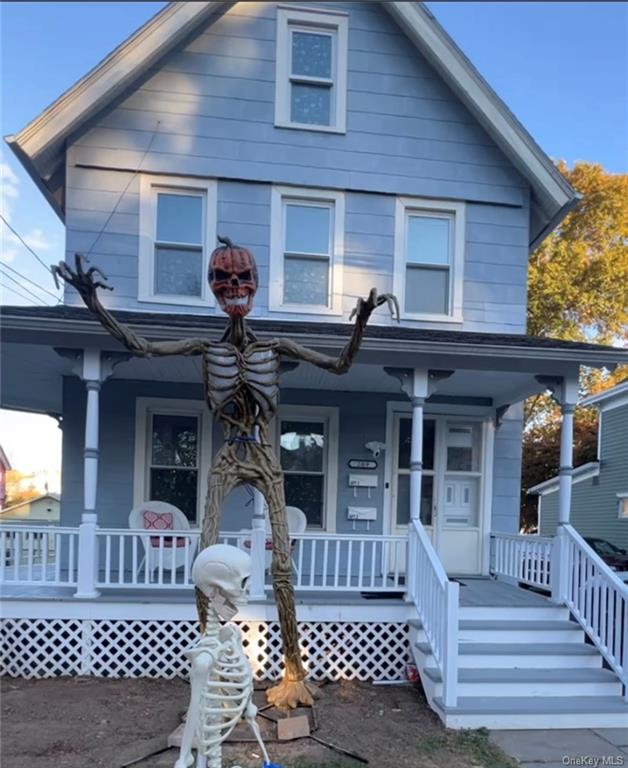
1;677;515;768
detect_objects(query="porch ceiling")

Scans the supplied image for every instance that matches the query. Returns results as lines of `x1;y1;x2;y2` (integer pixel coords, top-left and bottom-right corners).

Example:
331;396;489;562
2;341;547;415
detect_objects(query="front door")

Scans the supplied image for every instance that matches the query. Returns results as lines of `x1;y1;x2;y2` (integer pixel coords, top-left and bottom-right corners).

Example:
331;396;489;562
388;412;484;575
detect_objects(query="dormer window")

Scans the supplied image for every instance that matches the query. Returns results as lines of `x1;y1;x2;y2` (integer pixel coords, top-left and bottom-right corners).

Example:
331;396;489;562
394;198;465;322
139;176;217;306
275;7;348;133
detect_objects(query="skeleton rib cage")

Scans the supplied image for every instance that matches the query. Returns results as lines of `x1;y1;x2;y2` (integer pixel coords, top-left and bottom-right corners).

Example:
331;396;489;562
203;342;280;435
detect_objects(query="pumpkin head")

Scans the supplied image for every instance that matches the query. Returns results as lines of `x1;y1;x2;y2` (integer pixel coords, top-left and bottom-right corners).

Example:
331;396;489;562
208;236;258;318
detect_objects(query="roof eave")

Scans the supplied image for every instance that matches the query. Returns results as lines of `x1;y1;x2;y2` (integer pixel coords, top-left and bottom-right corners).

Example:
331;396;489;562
5;135;65;222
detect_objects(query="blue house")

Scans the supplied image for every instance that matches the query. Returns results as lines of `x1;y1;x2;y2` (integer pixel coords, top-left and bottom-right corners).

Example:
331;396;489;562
2;2;627;729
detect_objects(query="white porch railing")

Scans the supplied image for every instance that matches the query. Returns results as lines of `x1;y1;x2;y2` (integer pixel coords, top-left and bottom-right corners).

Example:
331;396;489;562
490;532;553;590
407;519;458;706
94;529;241;588
263;532;407;591
561;525;627;698
0;525;79;586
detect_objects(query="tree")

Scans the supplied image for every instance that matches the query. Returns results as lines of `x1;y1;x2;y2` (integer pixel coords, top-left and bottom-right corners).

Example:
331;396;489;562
522;162;628;527
4;469;40;508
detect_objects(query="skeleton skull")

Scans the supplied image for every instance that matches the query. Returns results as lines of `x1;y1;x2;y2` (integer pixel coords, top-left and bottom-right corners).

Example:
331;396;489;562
208;236;258;318
192;544;252;613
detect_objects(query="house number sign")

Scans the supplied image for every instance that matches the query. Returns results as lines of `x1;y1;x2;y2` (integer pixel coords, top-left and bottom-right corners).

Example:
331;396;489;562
348;459;377;470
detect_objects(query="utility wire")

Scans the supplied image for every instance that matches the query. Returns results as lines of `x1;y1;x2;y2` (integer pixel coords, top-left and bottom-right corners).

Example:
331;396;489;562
0;261;60;302
0;279;42;305
0;272;47;305
0;214;51;273
86;120;161;258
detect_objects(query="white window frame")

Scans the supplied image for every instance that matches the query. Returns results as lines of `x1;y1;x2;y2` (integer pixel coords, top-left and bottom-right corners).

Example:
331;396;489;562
275;5;348;134
276;404;339;532
133;397;212;527
618;493;628;520
138;175;217;307
269;185;344;315
394;197;465;323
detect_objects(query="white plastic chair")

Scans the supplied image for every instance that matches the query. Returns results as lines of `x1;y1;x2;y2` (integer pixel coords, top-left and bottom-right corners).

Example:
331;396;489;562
239;506;308;576
128;501;198;582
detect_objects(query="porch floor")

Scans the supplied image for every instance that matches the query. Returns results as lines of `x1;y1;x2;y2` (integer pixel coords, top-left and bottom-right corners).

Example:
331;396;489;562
454;577;552;607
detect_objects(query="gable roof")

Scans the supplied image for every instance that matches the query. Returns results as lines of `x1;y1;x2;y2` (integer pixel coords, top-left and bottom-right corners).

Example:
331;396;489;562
0;492;60;515
580;379;628;411
5;1;578;248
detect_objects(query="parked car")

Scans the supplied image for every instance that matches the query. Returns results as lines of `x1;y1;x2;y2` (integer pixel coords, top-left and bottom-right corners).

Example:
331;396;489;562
584;538;628;574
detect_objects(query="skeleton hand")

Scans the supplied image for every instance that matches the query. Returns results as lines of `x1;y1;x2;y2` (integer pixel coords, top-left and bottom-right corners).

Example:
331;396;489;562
52;253;112;301
350;288;400;323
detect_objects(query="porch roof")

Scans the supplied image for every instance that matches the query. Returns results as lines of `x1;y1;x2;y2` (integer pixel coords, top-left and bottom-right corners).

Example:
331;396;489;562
2;304;626;367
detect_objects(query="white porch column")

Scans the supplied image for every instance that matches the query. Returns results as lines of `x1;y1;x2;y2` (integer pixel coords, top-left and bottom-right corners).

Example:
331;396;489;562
249;488;267;600
551;374;578;603
74;349;103;598
409;371;429;521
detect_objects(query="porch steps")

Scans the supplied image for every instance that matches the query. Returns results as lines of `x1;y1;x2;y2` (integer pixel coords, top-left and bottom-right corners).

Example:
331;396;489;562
409;606;628;729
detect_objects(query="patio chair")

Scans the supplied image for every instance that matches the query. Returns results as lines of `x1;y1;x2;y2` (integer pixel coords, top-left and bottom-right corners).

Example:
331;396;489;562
128;501;198;582
239;505;307;576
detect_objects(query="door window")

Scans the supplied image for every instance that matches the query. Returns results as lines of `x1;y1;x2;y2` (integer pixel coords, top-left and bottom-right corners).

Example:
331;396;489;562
442;422;482;528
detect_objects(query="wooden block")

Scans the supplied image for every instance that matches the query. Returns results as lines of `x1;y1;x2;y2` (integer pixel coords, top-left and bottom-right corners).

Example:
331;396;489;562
277;714;310;741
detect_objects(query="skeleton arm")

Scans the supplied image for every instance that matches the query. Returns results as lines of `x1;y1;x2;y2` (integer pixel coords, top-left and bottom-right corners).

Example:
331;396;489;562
174;648;214;768
53;254;204;358
276;288;399;374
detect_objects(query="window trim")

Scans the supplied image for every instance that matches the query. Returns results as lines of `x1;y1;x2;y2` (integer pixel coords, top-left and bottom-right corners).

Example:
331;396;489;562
133;397;212;527
618;493;628;520
269;185;345;315
138;175;217;307
393;197;465;323
275;6;348;134
276;404;339;532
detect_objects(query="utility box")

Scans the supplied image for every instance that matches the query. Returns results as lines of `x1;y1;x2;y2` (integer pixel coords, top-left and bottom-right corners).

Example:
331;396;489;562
347;506;377;521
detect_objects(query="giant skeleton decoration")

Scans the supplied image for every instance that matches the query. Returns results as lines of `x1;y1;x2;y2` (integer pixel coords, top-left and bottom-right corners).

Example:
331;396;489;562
174;544;277;768
54;239;398;708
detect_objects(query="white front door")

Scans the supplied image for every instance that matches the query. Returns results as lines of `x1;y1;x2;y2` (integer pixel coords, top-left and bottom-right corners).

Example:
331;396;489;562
387;411;486;575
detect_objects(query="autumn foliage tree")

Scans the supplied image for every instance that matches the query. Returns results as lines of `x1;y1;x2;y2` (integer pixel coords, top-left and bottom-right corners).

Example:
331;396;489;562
522;162;628;529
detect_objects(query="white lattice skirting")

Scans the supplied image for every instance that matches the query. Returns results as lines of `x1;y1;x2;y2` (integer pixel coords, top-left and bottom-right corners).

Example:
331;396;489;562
0;619;411;681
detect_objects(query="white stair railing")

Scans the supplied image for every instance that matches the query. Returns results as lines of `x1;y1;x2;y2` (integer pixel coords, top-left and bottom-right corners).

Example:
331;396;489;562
407;519;459;706
490;532;553;590
560;525;627;699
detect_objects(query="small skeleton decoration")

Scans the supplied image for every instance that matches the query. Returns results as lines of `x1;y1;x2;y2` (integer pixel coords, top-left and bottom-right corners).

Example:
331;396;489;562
54;239;398;708
174;544;277;768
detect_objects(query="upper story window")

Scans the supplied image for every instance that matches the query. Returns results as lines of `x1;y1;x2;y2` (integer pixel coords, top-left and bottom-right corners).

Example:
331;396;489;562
270;185;344;315
394;198;465;323
139;176;217;306
275;6;348;133
618;493;628;520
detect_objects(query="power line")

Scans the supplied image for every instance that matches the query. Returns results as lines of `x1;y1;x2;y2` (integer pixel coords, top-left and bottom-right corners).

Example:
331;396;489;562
0;214;51;273
86;120;161;258
0;261;60;302
0;278;47;306
0;270;47;305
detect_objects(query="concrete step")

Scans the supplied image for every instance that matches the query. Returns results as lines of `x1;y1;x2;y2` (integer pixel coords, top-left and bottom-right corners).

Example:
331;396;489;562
456;642;602;669
423;666;622;697
432;695;628;730
458;619;584;643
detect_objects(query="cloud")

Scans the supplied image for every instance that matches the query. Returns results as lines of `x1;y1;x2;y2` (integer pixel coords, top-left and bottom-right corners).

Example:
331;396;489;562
1;161;20;223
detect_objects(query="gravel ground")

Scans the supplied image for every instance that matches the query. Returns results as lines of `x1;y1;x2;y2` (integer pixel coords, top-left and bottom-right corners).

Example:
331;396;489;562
1;677;516;768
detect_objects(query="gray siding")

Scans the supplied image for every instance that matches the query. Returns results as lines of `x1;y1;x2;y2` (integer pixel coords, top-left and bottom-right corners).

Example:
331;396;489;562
60;378;521;535
540;406;628;550
64;1;530;333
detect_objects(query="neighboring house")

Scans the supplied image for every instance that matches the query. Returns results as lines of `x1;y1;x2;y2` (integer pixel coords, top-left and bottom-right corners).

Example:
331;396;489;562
2;2;627;729
0;446;10;509
531;380;628;551
0;493;61;524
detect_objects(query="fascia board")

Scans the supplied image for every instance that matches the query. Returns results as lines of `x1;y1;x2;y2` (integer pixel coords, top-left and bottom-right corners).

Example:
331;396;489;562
2;314;627;369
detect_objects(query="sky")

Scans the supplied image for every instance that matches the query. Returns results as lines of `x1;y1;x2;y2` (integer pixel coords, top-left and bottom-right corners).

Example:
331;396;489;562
0;1;626;478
